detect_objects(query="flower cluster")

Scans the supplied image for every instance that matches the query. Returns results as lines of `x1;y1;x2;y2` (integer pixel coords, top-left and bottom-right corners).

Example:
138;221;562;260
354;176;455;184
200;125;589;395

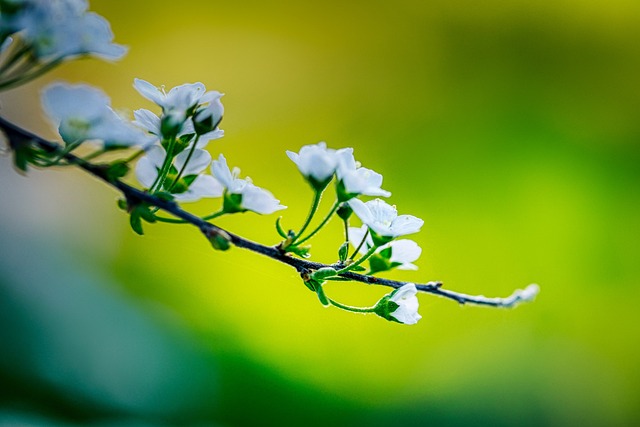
286;142;425;323
132;79;285;214
1;0;531;327
0;0;126;89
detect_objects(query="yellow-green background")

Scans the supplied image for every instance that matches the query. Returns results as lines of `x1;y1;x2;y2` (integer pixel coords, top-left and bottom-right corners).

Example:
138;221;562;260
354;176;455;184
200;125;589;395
1;0;639;425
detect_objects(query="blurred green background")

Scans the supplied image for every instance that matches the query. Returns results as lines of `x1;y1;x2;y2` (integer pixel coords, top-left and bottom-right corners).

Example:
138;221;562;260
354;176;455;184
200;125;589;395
1;0;639;425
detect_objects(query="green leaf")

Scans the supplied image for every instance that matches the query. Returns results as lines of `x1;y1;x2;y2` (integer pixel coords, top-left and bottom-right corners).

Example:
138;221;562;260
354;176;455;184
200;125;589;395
315;282;330;307
349;265;367;272
338;242;349;262
275;216;288;238
311;267;337;281
106;161;130;181
288;245;311;259
129;209;144;235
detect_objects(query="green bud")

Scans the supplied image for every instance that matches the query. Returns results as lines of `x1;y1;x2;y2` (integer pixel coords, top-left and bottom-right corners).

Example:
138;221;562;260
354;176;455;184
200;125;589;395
338;242;349;262
315;281;330;307
129;209;144;235
203;228;232;251
105;161;129;182
336;203;353;220
311;267;337;281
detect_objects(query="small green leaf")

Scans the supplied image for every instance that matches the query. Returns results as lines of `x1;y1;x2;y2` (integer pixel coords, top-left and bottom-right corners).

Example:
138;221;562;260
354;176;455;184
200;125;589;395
129;209;144;235
311;267;337;281
275;216;288;238
288;245;311;258
349;265;367;272
106;161;130;181
338;242;349;262
315;282;330;307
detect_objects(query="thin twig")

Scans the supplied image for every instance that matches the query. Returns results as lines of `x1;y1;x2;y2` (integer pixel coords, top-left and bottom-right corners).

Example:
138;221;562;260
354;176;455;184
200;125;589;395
0;116;539;308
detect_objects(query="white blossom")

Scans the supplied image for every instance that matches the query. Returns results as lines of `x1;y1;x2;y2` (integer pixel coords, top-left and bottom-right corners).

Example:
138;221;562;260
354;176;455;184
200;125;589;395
286;142;340;188
336;148;390;199
194;91;224;132
211;154;286;214
133;108;223;148
349;225;421;270
348;198;423;239
42;82;153;147
9;1;126;61
135;145;223;202
388;283;421;324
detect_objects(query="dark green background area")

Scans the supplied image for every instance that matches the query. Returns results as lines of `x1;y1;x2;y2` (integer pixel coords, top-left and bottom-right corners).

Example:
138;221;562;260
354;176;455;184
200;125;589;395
1;0;639;425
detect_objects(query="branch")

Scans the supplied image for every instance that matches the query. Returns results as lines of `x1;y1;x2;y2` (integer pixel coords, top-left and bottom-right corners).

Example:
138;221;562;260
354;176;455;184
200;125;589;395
0;116;539;308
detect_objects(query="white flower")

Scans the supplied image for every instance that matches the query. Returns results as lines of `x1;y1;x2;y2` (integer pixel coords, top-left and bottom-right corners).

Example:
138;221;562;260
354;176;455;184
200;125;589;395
286;142;340;189
133;108;223;148
348;198;423;240
15;1;126;61
194;91;224;133
211;154;286;214
42;82;153;147
388;284;422;324
374;283;422;325
349;225;421;270
135;145;223;202
336;148;390;200
133;78;206;113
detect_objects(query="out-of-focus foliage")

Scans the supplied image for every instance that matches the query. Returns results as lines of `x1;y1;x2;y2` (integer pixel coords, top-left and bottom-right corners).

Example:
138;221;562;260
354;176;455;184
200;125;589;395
1;0;639;425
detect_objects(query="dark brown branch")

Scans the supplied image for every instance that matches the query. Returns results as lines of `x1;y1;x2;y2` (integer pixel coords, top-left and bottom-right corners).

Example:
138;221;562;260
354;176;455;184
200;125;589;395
0;116;539;308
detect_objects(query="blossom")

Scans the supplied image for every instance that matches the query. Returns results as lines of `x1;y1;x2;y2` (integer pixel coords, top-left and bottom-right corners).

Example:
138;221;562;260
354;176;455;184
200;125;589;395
42;82;154;147
374;283;421;325
193;91;224;134
286;142;340;190
211;154;286;214
335;148;390;200
133;108;224;148
349;225;422;271
133;78;206;113
348;198;423;242
135;145;223;202
8;1;126;61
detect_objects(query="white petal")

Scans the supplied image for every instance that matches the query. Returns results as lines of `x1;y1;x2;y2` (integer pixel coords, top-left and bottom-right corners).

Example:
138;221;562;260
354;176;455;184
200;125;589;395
135;145;166;188
174;174;224;202
133;78;164;105
390;215;424;237
348;198;373;225
348;225;372;254
390;283;421;325
241;183;286;214
174;149;211;176
42;82;110;124
367;199;397;223
210;153;234;189
389;240;422;264
196;129;224;148
133;109;161;135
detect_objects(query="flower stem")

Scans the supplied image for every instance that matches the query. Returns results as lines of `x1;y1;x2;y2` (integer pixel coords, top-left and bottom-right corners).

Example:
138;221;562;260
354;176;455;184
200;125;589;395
295;199;340;245
350;228;370;260
337;244;378;274
168;135;200;192
291;190;323;244
149;137;176;193
328;298;375;314
201;210;226;221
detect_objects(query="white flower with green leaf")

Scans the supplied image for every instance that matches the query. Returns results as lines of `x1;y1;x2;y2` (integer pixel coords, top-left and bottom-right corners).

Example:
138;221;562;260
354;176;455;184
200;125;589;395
348;198;423;244
374;283;422;325
135;145;223;202
211;154;286;214
335;148;390;201
42;82;153;147
349;225;422;272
